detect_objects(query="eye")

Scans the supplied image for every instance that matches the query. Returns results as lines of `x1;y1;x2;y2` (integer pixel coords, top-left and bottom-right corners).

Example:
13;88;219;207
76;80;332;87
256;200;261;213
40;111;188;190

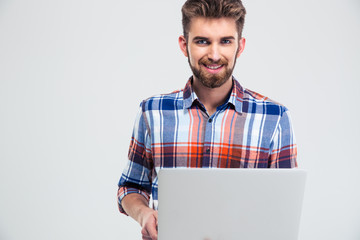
221;39;231;44
196;39;208;45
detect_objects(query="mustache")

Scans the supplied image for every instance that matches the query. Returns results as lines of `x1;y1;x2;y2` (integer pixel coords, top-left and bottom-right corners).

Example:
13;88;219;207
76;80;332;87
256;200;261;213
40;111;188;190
200;58;228;65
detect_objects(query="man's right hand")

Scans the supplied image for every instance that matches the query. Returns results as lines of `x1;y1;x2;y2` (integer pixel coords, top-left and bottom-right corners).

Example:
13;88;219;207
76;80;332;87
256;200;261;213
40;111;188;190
139;208;158;240
121;193;158;240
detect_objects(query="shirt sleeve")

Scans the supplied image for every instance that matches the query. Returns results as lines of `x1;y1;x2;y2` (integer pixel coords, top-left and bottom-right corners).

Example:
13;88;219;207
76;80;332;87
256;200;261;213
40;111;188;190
268;109;298;168
117;102;153;214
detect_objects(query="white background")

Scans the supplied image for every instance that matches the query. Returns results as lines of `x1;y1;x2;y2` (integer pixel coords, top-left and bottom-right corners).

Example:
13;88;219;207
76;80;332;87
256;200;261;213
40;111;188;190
0;0;359;239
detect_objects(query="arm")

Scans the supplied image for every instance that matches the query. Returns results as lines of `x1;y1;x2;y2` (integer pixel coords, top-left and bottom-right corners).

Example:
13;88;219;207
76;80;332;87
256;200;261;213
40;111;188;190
118;102;157;239
122;193;158;240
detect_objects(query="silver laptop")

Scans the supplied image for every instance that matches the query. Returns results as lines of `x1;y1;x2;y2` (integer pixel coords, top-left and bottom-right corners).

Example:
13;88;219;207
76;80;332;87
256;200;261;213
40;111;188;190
158;168;307;240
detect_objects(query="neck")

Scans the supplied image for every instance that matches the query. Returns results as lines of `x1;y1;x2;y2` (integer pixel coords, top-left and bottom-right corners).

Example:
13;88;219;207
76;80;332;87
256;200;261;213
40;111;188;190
192;76;233;116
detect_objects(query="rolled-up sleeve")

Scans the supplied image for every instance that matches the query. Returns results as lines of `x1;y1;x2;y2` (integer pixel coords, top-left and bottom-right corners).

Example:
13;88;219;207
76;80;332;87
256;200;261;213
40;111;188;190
117;102;153;214
268;109;297;168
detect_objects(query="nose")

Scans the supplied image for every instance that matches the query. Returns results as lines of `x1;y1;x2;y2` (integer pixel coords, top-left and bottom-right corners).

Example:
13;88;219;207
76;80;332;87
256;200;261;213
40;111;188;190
207;44;221;62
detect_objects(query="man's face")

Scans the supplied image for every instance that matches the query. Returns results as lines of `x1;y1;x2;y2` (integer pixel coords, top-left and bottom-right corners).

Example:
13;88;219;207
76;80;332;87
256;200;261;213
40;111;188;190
179;17;245;88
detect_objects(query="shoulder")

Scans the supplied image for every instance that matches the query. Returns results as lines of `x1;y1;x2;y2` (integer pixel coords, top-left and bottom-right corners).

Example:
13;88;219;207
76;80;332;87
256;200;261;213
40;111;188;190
242;88;289;116
140;89;184;112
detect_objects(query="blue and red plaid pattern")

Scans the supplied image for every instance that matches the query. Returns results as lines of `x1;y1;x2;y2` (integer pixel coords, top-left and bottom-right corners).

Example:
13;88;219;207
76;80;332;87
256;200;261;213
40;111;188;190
118;77;297;213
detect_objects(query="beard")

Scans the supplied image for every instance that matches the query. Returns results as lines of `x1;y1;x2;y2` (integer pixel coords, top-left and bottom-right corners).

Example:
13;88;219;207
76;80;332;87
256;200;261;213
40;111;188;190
187;49;237;89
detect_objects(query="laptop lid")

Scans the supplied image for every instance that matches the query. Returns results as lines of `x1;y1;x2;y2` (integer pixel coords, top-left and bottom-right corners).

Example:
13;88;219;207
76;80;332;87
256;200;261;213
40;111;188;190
158;168;307;240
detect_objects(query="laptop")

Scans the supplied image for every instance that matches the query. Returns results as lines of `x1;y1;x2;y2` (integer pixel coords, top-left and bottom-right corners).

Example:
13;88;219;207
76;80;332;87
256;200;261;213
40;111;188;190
158;168;307;240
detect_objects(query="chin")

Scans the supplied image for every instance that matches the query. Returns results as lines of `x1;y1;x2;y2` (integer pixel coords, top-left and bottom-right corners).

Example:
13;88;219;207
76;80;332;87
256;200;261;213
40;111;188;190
199;77;227;88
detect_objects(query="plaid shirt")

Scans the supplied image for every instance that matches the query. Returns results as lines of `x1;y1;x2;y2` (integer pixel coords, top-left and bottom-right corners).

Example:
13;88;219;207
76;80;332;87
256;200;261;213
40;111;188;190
117;77;297;213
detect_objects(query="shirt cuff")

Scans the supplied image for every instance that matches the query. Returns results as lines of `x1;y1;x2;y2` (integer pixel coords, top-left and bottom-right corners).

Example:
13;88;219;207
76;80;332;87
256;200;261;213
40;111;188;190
117;186;151;215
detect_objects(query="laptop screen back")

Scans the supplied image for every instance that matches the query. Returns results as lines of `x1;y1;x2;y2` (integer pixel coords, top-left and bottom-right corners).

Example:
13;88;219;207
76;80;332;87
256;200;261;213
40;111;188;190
158;168;307;240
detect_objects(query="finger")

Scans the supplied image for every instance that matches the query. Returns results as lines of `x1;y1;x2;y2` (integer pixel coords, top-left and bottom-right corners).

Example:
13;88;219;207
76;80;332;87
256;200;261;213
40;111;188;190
147;225;158;240
142;225;157;240
154;211;158;220
142;230;157;240
141;228;149;236
145;214;158;240
154;211;158;227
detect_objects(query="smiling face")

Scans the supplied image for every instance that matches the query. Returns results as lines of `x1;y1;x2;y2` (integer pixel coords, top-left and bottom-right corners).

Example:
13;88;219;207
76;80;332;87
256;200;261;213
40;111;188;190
179;17;245;88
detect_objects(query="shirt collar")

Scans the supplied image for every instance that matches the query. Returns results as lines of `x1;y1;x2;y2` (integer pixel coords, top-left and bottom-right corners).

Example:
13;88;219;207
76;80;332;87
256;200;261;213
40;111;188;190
183;76;244;113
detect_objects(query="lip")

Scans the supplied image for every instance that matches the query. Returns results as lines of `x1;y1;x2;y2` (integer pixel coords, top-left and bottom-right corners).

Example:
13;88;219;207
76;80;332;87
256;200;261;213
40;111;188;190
202;64;224;74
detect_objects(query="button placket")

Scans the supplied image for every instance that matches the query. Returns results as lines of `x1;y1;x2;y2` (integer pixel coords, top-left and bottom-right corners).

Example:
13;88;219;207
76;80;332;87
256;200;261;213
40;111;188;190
202;116;213;167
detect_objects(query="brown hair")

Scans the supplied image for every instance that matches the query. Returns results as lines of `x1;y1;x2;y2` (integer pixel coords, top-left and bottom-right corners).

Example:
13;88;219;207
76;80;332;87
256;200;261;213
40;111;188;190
181;0;246;39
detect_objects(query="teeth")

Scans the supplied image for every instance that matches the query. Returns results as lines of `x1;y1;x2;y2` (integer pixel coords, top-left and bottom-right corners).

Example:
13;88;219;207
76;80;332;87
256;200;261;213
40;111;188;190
206;65;222;70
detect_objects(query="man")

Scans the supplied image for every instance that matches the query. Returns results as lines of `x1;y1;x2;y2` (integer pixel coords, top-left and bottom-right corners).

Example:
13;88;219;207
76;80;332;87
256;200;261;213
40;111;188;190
117;0;297;239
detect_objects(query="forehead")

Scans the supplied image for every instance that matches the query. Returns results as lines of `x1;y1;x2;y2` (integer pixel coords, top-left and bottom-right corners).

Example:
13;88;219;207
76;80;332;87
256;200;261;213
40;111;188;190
188;17;238;39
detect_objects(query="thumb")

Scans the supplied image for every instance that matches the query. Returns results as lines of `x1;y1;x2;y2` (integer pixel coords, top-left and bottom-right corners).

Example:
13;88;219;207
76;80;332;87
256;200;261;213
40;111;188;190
146;214;158;240
155;211;158;228
147;223;158;240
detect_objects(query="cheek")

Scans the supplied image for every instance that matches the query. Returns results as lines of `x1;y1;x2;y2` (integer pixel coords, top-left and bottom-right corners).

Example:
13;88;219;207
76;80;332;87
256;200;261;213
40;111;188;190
225;52;238;64
188;46;207;64
188;53;201;66
189;55;196;66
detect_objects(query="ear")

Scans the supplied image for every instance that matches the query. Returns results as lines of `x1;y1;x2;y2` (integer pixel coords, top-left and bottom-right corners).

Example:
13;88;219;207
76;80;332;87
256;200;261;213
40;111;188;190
236;37;246;58
178;35;188;57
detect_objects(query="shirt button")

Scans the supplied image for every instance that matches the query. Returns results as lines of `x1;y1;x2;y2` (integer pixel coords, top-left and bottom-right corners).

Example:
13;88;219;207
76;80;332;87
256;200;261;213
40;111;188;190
206;148;210;153
208;118;212;123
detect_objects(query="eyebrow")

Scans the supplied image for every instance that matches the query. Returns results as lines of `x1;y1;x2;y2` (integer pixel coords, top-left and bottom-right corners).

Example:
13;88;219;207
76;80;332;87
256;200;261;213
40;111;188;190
192;36;236;41
192;36;209;42
221;36;236;40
